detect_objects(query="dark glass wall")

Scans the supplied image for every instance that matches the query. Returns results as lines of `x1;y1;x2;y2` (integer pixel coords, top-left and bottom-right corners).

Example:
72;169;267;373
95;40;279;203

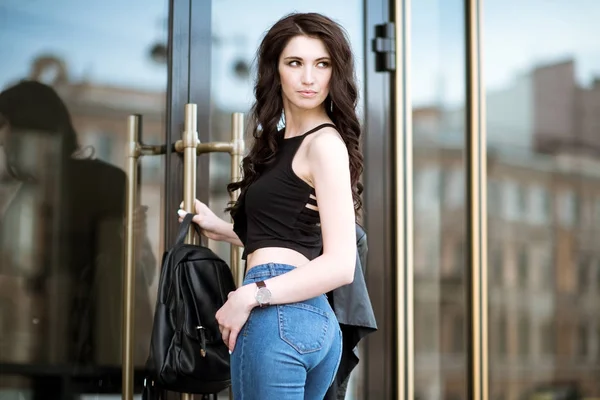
0;1;168;397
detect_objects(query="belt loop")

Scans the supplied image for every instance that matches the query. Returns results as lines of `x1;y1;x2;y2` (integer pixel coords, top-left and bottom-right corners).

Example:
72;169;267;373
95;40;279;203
268;262;275;276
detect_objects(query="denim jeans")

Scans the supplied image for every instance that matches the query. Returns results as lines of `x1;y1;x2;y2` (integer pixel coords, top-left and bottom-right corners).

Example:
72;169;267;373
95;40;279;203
231;263;342;400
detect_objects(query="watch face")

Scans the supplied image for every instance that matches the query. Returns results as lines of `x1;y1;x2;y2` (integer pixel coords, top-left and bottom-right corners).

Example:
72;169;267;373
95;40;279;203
256;287;272;304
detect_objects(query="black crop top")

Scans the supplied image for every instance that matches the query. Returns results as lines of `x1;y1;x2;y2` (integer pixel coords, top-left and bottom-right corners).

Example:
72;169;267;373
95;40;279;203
232;123;337;260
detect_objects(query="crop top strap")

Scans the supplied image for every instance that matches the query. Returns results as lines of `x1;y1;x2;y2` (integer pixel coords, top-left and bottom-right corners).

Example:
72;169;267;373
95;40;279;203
282;123;337;142
303;123;337;136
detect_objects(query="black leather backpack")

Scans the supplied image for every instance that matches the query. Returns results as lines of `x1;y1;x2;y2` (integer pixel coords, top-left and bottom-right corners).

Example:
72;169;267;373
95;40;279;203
143;213;237;398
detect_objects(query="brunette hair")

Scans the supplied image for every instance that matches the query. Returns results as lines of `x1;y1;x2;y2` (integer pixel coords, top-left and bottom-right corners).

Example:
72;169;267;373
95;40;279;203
227;12;363;215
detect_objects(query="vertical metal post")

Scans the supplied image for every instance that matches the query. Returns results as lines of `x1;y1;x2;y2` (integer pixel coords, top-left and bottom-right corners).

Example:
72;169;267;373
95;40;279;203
123;115;141;400
181;104;199;400
230;112;244;287
466;0;488;399
183;104;199;243
392;1;414;400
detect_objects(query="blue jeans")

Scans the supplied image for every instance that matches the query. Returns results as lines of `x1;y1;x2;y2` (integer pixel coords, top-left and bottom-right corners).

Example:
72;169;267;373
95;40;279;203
231;263;342;399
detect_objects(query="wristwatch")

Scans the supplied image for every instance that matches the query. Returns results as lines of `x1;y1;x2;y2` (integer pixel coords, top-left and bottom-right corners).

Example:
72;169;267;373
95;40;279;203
255;281;272;308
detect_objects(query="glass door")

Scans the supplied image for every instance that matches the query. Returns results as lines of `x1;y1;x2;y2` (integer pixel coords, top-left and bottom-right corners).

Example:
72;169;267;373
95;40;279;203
0;1;193;398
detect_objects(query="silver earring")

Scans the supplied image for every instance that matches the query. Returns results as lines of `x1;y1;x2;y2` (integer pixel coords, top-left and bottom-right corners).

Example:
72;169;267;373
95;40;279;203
330;100;334;112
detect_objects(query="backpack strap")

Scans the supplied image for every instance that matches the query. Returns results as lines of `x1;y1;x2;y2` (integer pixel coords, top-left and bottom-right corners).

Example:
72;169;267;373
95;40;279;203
175;213;202;245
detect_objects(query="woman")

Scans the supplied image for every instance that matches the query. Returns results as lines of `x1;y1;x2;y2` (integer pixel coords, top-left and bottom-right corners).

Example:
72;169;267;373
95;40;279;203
178;12;363;399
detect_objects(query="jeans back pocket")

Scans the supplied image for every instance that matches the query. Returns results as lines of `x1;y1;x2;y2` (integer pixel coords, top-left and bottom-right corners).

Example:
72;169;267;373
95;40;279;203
277;302;329;354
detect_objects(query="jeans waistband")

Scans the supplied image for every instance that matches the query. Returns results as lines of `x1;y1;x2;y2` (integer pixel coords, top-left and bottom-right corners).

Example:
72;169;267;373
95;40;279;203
245;263;296;280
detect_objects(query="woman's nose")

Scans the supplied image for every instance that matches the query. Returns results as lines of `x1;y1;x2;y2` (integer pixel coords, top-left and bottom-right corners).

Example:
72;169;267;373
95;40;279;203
301;67;314;84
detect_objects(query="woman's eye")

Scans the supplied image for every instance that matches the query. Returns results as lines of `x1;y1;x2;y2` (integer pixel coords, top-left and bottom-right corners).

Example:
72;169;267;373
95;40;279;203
289;60;300;66
317;62;330;68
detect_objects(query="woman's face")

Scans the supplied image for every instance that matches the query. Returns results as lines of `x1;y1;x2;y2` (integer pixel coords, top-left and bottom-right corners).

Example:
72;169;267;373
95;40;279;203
278;35;332;112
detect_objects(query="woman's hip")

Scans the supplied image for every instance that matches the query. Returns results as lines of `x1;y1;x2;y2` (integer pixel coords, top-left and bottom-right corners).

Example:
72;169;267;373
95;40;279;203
235;262;339;358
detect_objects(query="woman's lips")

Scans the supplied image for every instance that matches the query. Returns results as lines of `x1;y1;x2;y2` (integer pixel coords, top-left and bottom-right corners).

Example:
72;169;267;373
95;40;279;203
298;90;317;98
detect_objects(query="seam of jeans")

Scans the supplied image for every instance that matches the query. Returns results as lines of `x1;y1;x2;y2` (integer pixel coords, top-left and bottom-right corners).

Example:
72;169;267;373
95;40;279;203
328;329;344;388
336;329;343;377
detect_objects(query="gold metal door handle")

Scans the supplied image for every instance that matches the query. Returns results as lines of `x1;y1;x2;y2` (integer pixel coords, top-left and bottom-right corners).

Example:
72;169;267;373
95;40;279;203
122;107;245;400
229;112;244;287
122;115;141;400
181;104;199;243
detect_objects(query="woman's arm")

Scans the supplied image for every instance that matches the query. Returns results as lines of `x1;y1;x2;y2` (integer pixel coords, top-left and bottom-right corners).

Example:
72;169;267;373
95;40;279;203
210;220;244;247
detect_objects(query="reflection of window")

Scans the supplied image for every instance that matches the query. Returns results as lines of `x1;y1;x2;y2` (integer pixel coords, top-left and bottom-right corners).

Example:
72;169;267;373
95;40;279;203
541;188;551;221
453;314;464;353
597;262;600;292
539;251;553;290
577;255;590;292
597;327;600;361
530;185;550;224
488;179;500;216
518;246;529;288
490;247;504;286
595;198;600;226
439;168;447;201
415;167;440;210
577;324;588;358
498;314;508;355
558;190;579;227
503;180;519;221
454;240;465;276
541;321;554;355
444;168;464;209
519;316;530;358
415;312;436;352
517;183;528;216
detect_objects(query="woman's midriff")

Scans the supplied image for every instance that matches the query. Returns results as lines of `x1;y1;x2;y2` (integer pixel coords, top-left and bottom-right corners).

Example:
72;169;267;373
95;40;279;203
245;247;309;273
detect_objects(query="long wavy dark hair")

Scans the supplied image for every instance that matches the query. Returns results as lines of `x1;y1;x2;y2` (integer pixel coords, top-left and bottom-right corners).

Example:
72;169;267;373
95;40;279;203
227;12;363;216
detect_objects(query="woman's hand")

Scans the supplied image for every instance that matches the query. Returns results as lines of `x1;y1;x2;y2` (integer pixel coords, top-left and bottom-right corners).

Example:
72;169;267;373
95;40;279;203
178;199;225;240
216;284;257;352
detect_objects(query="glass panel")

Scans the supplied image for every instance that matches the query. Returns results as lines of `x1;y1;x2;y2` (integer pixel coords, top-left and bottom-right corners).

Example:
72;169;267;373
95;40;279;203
485;1;600;399
210;2;365;398
412;0;467;399
0;1;168;397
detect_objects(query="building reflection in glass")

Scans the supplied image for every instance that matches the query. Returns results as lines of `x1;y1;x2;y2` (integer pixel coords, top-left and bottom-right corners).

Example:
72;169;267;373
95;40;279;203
0;1;167;397
412;1;468;399
413;1;600;399
484;1;600;398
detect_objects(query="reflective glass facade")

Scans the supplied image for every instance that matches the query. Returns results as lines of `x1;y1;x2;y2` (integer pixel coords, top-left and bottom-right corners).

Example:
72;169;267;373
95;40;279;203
1;1;598;399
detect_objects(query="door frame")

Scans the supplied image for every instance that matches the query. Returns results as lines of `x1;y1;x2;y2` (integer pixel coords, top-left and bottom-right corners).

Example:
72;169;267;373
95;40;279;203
164;0;212;246
164;1;398;398
362;0;396;398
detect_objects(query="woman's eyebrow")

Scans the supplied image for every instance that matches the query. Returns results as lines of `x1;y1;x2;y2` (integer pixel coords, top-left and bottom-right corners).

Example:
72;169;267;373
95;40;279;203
282;56;331;61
